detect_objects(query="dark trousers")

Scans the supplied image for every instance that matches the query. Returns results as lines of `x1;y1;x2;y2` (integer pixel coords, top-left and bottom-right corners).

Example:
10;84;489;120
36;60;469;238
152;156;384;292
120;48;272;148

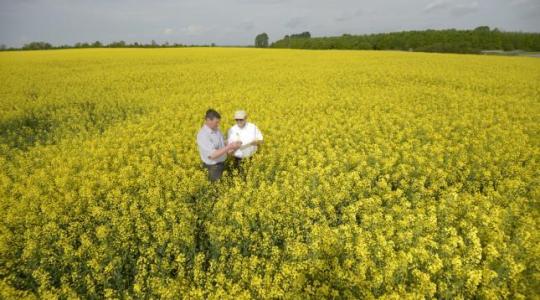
203;162;225;182
232;156;252;176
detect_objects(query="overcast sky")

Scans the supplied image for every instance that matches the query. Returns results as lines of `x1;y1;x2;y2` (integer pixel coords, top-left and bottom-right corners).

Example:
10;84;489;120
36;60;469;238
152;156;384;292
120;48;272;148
1;0;539;47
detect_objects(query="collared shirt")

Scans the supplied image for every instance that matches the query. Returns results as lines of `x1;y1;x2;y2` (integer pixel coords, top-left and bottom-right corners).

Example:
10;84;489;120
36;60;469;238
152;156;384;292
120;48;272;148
197;124;226;165
227;122;263;158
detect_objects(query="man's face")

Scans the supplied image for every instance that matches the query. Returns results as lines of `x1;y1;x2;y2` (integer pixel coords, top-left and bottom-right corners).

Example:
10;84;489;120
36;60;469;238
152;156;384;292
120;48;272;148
235;118;246;128
206;118;220;130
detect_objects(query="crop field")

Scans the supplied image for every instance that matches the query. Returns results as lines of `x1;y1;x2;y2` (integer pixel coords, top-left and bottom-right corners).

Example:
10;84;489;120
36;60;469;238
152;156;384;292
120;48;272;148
0;48;539;298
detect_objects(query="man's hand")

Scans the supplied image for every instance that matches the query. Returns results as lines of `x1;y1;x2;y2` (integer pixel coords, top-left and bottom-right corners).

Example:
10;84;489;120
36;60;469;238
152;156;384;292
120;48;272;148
245;140;262;147
227;141;242;151
209;141;242;160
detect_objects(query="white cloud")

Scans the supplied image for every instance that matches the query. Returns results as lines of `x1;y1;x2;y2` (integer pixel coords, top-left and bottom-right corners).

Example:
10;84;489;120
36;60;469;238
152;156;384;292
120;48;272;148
451;1;479;16
236;20;255;31
335;9;363;22
163;28;173;35
423;0;479;16
510;0;531;6
181;25;207;36
423;0;451;13
285;16;308;29
236;0;292;4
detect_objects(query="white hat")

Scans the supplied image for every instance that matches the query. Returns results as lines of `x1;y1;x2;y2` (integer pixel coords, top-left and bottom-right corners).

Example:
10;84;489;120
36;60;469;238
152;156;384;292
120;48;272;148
233;110;247;119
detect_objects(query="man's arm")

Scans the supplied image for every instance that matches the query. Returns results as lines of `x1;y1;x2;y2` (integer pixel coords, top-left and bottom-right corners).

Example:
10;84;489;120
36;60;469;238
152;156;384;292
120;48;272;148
226;128;233;145
210;143;240;160
198;132;241;161
245;125;263;147
243;140;263;148
226;127;239;154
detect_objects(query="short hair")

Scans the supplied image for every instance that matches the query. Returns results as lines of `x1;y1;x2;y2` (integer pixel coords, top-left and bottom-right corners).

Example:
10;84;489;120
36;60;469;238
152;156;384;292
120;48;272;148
205;109;221;120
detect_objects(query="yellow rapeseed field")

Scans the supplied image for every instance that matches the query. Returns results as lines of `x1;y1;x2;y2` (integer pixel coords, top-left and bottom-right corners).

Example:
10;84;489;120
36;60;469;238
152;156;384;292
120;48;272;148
0;48;539;298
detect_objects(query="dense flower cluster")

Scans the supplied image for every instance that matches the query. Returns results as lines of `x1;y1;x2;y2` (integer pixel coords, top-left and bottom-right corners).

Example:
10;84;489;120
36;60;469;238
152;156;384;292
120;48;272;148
0;48;538;298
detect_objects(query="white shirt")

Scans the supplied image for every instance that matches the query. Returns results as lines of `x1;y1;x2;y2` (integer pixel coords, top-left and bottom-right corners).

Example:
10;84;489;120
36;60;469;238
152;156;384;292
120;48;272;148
196;124;226;165
227;122;263;158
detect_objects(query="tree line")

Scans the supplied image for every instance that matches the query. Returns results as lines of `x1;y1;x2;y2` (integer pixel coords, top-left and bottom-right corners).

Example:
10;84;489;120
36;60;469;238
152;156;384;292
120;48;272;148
3;26;539;54
0;40;218;51
269;27;540;54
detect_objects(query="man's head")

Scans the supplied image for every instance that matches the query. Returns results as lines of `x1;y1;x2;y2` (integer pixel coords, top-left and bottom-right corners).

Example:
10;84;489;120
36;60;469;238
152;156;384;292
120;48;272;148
234;110;247;128
205;109;221;130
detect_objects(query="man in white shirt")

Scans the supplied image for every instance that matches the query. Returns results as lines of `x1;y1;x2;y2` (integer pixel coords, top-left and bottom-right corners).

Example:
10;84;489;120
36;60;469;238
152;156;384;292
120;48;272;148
227;110;263;173
197;109;242;182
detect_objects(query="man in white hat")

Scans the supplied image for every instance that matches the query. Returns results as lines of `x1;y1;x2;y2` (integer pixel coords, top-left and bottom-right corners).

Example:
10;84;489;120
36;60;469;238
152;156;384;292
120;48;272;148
227;110;263;172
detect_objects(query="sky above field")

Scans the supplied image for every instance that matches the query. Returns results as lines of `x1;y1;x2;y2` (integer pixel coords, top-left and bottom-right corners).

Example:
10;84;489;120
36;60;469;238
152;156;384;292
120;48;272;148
0;0;539;47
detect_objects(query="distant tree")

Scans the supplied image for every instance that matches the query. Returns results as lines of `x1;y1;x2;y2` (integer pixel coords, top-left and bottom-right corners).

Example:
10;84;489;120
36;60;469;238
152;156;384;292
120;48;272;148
270;28;540;53
290;31;311;39
0;44;6;50
74;42;90;48
211;42;216;47
255;33;269;48
474;26;491;32
108;40;126;48
92;41;102;47
22;41;52;50
151;40;158;47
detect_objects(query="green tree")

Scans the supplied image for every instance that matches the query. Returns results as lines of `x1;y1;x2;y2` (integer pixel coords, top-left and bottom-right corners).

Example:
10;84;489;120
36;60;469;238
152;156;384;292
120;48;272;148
270;28;540;54
22;41;53;50
255;33;269;48
108;40;126;48
474;26;491;32
290;31;311;38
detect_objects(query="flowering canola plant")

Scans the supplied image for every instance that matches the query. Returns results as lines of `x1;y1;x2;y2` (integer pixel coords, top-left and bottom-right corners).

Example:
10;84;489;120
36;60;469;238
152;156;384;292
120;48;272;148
0;48;539;299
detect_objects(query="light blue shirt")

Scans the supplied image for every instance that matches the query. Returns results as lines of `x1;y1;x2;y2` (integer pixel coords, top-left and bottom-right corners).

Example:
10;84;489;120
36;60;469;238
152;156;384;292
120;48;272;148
196;124;226;165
